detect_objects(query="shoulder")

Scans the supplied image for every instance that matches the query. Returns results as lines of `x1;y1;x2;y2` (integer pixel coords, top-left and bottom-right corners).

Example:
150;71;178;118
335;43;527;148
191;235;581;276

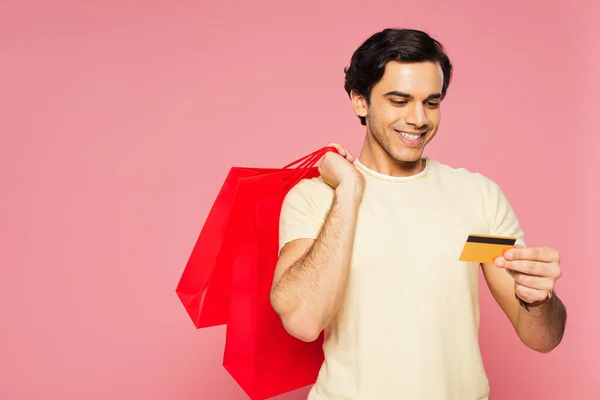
279;177;334;248
431;159;518;221
283;176;334;209
429;158;499;193
432;159;521;232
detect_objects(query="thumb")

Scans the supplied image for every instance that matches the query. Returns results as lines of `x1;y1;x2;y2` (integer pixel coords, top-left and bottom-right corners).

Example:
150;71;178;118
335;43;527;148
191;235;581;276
326;143;347;157
504;243;524;261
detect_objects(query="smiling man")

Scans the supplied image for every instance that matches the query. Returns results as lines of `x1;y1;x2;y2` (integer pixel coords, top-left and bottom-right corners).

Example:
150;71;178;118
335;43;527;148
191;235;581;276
270;28;567;400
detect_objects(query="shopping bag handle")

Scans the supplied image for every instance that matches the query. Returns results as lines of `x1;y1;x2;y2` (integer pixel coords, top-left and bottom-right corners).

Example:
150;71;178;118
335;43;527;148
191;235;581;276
280;146;339;188
293;146;336;170
283;146;339;169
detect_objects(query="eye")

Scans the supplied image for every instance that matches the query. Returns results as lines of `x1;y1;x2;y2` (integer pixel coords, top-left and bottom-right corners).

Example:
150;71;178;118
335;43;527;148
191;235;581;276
426;102;440;108
391;100;408;106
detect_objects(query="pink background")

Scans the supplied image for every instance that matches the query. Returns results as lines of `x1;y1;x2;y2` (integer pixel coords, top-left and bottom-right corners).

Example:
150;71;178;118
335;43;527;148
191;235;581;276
1;1;598;399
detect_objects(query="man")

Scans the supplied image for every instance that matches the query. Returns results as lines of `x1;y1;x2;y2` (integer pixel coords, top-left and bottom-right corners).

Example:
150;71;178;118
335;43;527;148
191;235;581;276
269;28;567;399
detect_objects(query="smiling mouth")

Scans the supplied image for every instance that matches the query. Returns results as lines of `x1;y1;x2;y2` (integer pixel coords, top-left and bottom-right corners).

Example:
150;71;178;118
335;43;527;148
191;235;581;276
394;130;426;140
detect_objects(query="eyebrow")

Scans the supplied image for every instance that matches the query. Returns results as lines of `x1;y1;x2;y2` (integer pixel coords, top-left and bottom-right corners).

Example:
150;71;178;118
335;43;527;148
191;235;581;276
384;91;442;100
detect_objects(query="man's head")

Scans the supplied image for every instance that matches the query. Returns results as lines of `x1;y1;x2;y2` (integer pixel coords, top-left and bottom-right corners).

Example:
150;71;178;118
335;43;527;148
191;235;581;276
344;28;452;165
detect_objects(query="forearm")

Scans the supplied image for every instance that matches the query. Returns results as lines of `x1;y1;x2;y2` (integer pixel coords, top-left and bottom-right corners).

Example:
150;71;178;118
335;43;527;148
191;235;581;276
271;185;361;340
516;294;567;353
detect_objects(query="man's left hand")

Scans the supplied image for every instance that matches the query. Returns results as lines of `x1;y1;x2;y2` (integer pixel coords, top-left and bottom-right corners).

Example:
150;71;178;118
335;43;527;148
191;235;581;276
494;244;562;305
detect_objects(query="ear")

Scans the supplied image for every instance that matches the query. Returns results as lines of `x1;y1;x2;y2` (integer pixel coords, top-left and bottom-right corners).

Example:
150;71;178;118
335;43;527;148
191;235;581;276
350;89;368;120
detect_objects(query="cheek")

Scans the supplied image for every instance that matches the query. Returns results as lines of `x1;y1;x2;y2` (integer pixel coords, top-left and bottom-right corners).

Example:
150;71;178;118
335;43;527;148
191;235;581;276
379;105;405;123
427;110;441;126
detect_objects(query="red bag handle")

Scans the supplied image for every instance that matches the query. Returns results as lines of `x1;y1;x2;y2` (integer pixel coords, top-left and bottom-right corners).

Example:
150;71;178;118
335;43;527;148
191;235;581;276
283;146;338;169
281;146;339;188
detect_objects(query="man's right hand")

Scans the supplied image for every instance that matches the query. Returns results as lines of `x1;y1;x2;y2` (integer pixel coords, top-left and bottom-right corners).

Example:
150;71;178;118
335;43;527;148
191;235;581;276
319;143;365;198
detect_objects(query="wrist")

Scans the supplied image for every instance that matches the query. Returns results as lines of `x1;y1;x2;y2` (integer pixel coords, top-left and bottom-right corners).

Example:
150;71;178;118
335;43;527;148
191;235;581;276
335;181;364;203
516;290;553;312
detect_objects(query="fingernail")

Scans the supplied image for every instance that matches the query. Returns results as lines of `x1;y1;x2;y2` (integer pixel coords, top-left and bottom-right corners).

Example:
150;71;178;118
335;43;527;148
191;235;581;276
495;258;505;267
505;251;513;260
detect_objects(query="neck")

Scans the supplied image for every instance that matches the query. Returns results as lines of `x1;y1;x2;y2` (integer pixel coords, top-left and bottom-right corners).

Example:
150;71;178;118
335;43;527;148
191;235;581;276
358;134;425;177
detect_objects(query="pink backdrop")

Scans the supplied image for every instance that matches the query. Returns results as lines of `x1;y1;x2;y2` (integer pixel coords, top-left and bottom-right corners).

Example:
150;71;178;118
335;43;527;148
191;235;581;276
1;1;598;399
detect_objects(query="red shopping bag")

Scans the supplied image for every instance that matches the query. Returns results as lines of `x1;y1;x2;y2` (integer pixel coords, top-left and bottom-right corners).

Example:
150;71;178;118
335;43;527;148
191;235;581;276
223;147;335;399
175;147;335;329
176;166;279;328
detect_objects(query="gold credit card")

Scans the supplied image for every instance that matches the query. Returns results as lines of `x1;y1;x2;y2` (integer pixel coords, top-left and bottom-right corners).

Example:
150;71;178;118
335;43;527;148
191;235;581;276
458;234;517;264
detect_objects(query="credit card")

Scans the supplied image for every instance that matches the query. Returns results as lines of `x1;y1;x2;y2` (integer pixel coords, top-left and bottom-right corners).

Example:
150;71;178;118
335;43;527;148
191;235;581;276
458;234;517;264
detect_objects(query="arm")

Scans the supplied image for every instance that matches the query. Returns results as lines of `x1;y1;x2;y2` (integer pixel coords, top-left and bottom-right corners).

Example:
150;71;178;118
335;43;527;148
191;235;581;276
270;183;361;342
482;257;567;353
514;291;567;353
482;246;566;353
479;174;566;353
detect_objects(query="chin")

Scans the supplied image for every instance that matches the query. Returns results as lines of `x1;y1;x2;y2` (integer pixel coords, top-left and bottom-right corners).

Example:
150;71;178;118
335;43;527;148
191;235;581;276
388;131;430;159
390;148;424;163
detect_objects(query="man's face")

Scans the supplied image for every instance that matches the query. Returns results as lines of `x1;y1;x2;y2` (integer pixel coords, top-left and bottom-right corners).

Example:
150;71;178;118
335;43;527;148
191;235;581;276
352;61;444;163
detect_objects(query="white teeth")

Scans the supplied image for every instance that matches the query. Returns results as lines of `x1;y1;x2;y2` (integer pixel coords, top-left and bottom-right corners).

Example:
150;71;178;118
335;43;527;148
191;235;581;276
399;131;421;140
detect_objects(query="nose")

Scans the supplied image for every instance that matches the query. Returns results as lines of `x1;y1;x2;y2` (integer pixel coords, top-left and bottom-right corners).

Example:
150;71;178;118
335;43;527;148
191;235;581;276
405;102;428;128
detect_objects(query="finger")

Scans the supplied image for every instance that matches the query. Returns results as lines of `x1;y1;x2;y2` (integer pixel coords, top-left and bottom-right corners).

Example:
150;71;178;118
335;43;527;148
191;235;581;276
496;259;552;277
326;142;356;162
345;149;356;163
326;143;347;158
515;283;550;304
505;246;559;263
507;270;554;291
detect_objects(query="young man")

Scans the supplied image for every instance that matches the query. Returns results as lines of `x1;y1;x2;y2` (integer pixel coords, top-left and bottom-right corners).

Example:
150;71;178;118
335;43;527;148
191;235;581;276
269;28;567;399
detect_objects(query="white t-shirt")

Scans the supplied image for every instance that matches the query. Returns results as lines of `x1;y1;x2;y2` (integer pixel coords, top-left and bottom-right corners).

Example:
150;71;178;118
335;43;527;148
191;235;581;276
278;157;525;400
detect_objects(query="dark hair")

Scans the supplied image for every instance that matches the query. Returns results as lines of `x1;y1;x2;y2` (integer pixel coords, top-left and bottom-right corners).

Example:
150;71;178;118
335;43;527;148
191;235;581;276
344;28;453;125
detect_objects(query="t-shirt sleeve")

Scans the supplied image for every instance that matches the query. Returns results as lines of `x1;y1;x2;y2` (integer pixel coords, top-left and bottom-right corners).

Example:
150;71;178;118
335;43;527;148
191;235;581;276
278;177;334;254
480;174;526;247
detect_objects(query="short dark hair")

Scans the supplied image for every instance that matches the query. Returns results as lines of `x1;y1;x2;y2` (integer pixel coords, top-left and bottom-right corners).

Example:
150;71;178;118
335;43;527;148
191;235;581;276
344;28;453;125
